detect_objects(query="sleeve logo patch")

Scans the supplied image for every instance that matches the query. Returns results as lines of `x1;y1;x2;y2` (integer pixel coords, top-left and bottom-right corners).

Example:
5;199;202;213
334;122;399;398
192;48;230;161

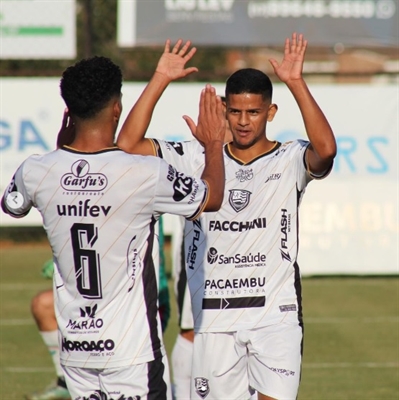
6;191;24;209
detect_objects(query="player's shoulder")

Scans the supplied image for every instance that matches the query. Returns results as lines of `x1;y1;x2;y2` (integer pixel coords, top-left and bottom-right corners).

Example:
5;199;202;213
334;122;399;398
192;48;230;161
156;139;202;157
22;149;59;167
111;149;162;166
278;139;309;154
281;139;308;148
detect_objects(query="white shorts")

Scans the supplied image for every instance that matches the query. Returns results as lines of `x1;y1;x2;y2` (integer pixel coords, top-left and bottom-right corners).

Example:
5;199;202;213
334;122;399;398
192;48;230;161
191;323;303;400
171;334;194;400
62;354;172;399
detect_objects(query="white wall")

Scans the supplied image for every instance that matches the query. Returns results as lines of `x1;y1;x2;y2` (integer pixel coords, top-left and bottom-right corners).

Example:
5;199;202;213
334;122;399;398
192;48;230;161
0;79;397;275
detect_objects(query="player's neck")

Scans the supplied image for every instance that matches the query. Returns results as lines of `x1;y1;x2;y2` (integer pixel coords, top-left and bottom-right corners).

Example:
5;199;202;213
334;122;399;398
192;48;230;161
229;138;277;164
68;128;116;152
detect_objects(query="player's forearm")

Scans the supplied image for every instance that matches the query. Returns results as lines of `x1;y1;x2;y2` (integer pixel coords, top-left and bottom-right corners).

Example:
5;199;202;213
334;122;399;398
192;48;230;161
287;78;336;164
117;71;172;154
201;141;225;212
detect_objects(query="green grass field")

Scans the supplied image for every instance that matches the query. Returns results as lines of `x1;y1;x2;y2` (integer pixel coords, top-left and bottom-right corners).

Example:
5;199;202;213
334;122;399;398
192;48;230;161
0;243;398;400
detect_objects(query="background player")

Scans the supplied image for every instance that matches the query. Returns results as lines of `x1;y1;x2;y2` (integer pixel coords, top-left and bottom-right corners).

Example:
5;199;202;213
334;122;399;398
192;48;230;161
2;53;226;399
28;267;69;400
117;32;337;399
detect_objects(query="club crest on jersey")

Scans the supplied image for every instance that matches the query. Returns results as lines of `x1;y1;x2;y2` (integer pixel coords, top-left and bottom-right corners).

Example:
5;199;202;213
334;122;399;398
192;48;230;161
194;377;210;399
61;159;107;192
229;189;251;212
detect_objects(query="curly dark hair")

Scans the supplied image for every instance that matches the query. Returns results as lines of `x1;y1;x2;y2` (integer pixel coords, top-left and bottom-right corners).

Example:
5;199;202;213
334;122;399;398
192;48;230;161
60;56;122;119
225;68;273;102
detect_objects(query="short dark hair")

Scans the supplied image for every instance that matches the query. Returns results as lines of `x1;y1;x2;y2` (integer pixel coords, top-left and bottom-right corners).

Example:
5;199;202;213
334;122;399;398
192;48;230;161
225;68;273;101
60;56;122;119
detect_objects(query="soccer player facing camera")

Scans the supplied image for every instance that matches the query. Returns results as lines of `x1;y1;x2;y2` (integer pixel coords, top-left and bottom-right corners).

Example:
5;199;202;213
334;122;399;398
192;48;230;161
117;33;336;400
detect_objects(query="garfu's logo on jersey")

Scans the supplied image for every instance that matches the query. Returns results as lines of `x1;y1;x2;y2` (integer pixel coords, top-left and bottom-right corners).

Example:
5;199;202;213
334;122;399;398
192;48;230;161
229;189;251;212
61;159;108;192
236;168;253;182
194;377;210;399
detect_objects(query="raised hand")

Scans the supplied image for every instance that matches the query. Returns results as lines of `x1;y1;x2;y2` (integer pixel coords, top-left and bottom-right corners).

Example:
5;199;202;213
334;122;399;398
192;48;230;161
155;39;198;81
269;32;307;84
56;108;75;148
183;85;225;146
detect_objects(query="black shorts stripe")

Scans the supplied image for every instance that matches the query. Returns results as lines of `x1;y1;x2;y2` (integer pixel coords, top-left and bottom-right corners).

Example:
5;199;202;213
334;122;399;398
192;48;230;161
147;356;168;400
142;218;163;359
202;296;265;310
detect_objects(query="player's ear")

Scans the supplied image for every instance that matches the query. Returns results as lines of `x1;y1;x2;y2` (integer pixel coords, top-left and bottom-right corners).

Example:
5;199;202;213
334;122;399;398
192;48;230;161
267;103;278;121
113;96;123;122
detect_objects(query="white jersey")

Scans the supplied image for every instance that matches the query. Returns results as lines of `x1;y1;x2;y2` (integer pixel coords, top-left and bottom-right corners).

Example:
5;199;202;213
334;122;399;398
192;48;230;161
154;139;326;333
2;146;208;367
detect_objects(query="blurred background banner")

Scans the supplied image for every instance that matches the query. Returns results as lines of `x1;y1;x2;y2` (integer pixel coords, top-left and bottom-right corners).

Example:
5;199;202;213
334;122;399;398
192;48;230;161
0;79;397;275
0;0;76;59
117;0;399;47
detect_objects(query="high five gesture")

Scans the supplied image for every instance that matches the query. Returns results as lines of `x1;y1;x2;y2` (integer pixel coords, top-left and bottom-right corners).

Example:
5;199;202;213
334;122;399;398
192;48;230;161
117;39;198;154
155;39;198;81
269;32;307;83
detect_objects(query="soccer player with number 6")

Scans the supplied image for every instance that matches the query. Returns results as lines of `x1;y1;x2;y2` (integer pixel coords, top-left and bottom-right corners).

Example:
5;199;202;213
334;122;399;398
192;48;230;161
1;55;226;399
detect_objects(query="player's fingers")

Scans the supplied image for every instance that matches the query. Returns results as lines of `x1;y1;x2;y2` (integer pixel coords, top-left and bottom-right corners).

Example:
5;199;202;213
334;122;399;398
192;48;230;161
204;84;214;116
181;67;199;77
164;39;171;53
291;32;297;52
210;87;218;116
172;39;183;54
297;33;305;53
284;37;290;55
182;115;197;136
199;87;206;118
183;47;197;62
268;58;278;72
215;96;225;139
300;39;308;55
179;40;191;56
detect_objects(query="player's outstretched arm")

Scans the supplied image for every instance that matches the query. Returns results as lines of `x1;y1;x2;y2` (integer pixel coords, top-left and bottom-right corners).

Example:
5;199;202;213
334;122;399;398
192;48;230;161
117;39;198;156
269;32;336;174
184;85;225;211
